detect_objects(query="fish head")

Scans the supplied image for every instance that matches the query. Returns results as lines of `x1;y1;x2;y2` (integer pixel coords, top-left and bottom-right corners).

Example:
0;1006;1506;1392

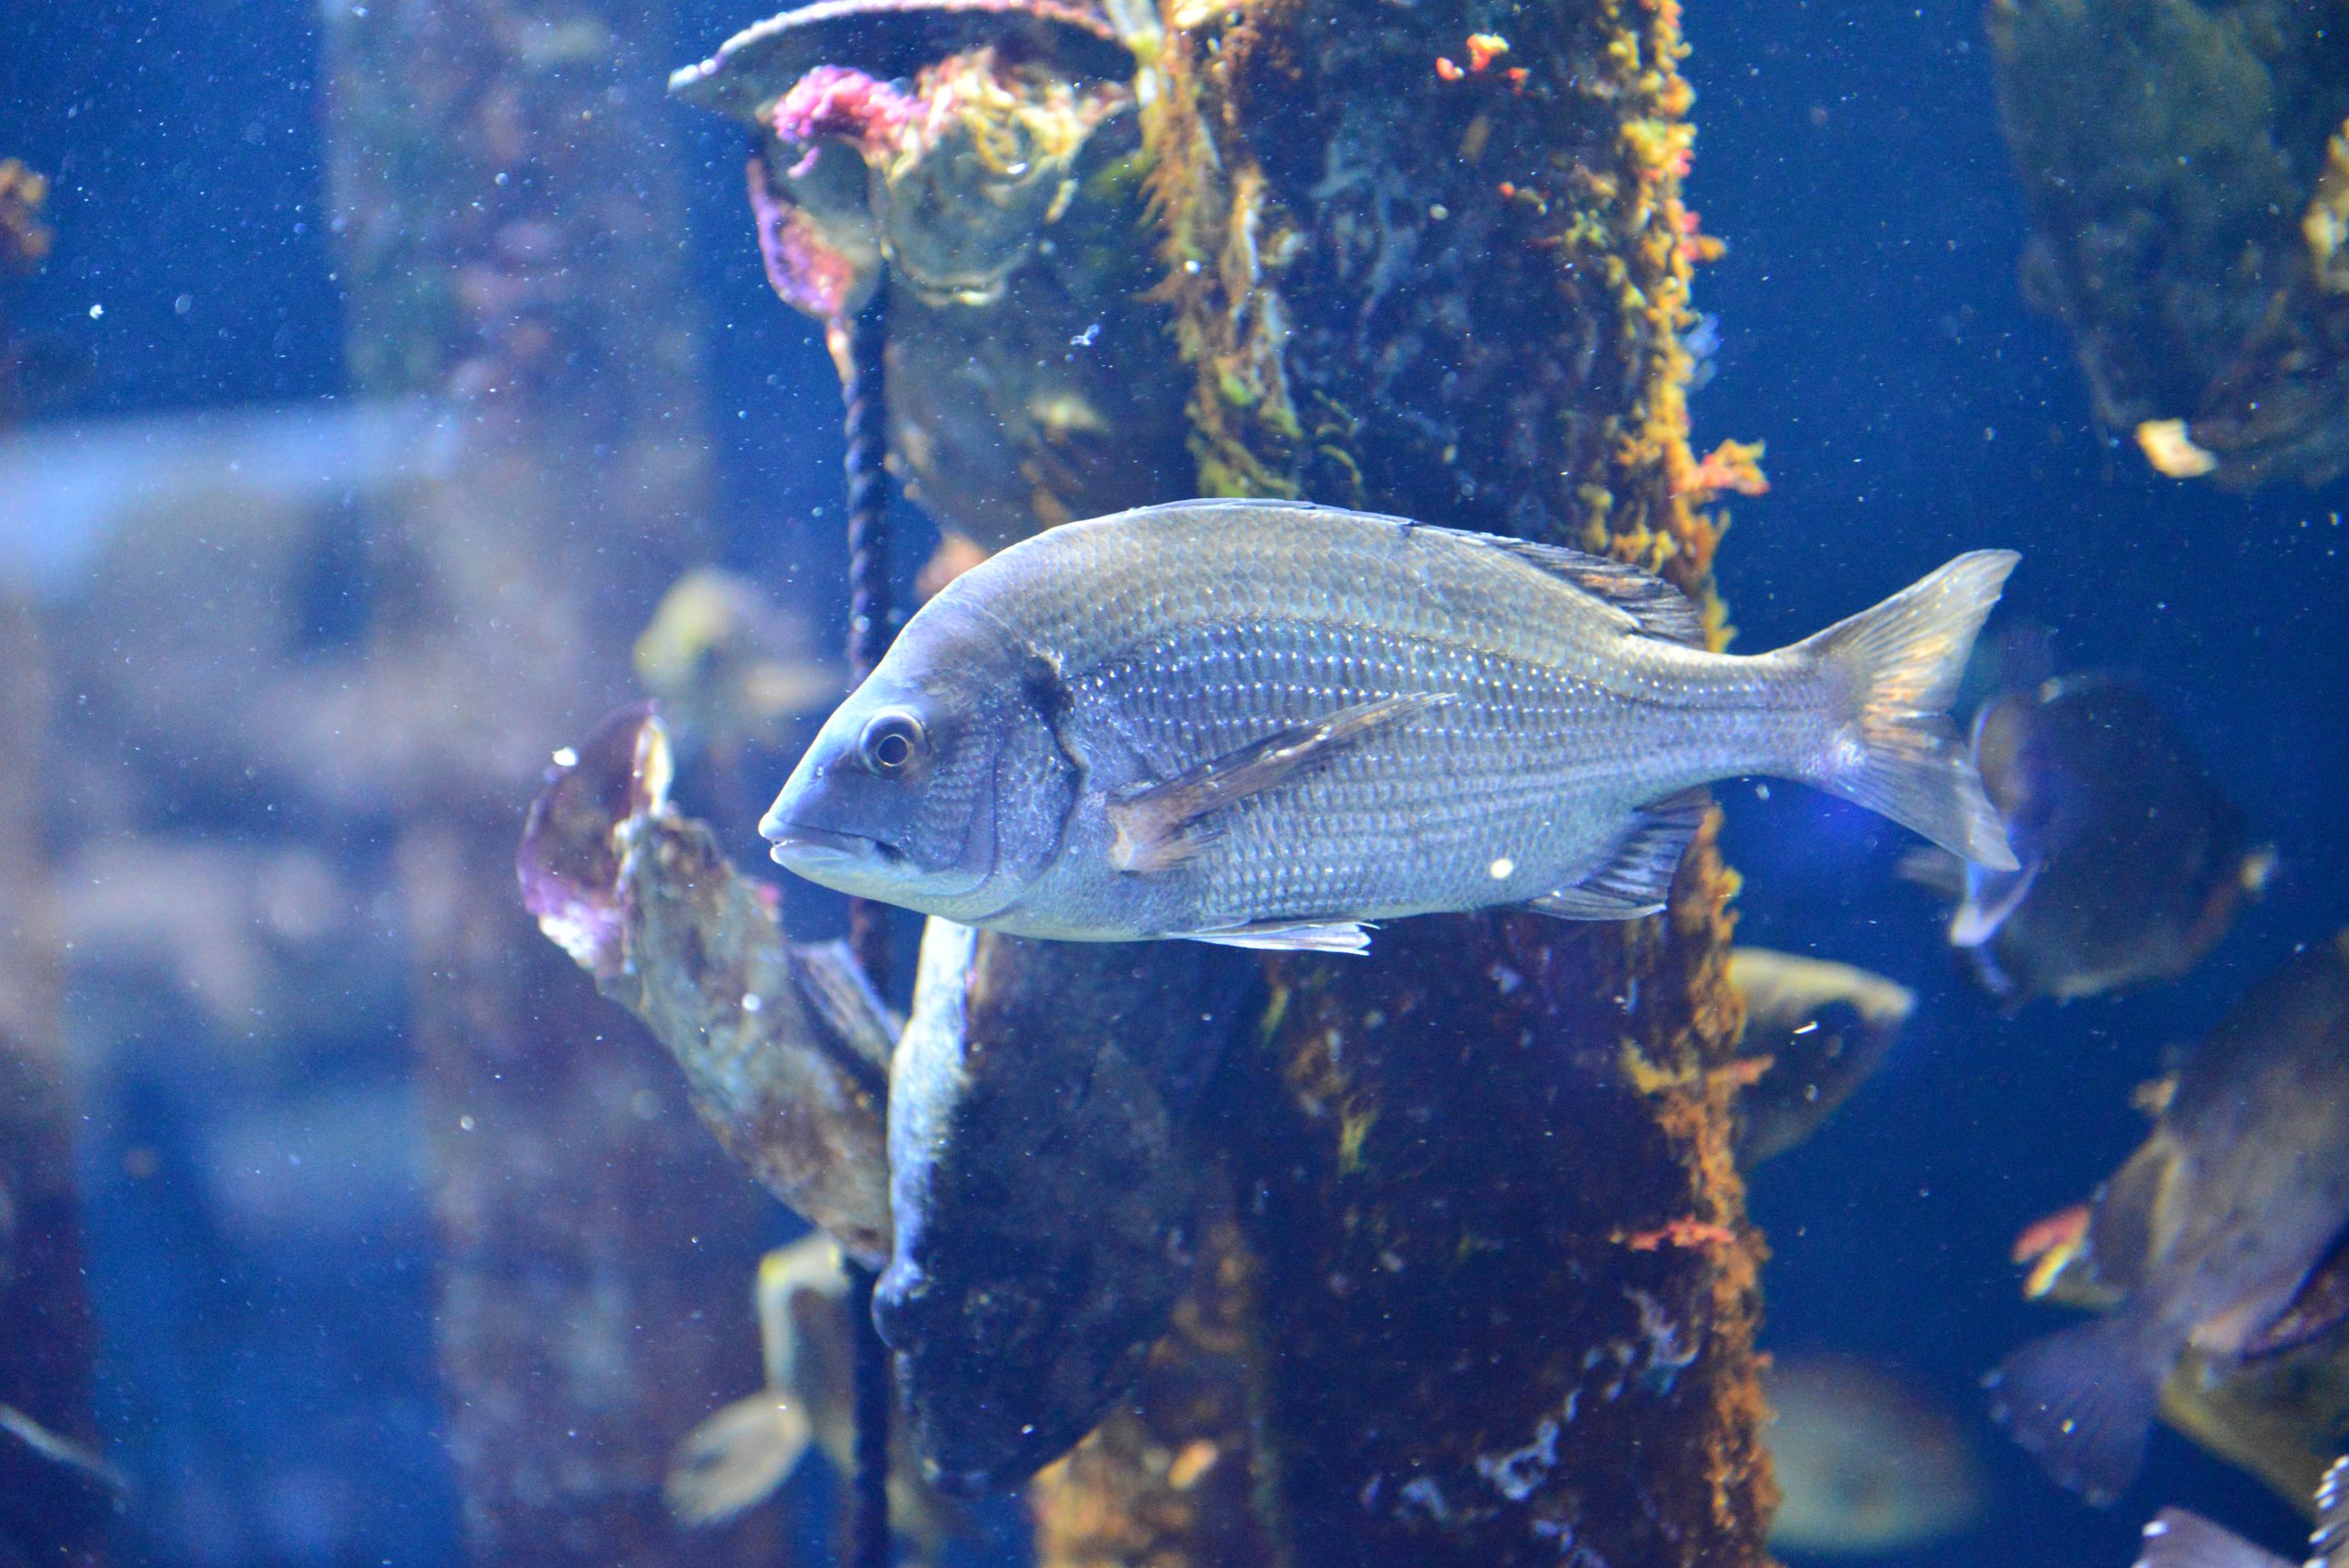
761;599;1074;921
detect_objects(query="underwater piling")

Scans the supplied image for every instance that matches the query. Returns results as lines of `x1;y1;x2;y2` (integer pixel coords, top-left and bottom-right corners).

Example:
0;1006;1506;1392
1024;4;1771;1564
0;598;107;1568
632;0;1775;1559
0;173;106;1568
319;3;792;1562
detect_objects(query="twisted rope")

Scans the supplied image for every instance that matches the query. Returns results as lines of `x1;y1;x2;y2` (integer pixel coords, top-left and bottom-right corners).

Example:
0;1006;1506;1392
837;284;896;1568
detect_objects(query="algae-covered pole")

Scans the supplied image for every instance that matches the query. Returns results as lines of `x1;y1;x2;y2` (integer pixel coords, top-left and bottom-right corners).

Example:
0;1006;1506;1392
1031;2;1772;1562
662;0;1770;1559
319;4;788;1562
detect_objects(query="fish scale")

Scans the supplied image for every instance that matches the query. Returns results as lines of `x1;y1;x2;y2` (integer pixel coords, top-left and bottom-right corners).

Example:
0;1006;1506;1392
763;499;2018;949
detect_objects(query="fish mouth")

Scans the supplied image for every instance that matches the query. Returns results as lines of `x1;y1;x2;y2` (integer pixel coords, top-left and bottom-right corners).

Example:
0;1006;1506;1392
762;819;903;870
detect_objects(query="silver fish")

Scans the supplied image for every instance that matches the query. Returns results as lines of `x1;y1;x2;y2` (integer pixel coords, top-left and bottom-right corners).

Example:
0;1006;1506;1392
2137;1453;2349;1568
762;500;2020;951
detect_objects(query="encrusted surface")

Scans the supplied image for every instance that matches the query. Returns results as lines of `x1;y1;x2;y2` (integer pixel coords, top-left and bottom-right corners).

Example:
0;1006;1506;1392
1988;0;2349;488
1035;3;1768;1561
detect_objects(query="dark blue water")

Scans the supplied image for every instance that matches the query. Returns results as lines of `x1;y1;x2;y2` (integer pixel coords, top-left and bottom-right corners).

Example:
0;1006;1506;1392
4;1;2345;1564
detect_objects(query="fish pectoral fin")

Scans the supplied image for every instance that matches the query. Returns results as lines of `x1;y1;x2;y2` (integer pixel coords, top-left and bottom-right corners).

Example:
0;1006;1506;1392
1949;861;2039;949
788;939;900;1073
1186;920;1373;954
1106;693;1455;873
1524;790;1708;921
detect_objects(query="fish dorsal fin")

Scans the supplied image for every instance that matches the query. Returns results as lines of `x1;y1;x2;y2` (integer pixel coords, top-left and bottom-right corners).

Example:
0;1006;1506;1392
1525;789;1708;920
1421;527;1707;647
2135;1509;2293;1568
1107;693;1455;873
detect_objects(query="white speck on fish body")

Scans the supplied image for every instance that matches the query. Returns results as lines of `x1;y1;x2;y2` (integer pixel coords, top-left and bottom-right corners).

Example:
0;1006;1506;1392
1488;856;1515;879
741;993;763;1014
1475;1417;1560;1501
551;745;579;768
1489;962;1523;994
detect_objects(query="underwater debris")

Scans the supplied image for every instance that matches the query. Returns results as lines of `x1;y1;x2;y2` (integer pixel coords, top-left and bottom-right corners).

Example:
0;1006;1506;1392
1987;0;2349;488
672;0;1191;557
1764;1353;1986;1555
763;500;2018;945
1988;931;2349;1506
1727;949;1914;1163
1903;674;2268;1006
520;705;894;1264
877;919;1257;1491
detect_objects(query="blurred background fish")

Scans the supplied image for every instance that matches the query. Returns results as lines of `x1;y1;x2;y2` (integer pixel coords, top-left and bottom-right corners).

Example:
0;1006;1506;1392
1988;932;2349;1505
1730;949;1917;1163
1764;1352;1987;1556
667;1235;955;1555
1903;675;2272;1006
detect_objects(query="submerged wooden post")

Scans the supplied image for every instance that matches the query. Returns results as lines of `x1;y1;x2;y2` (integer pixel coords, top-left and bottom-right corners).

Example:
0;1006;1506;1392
661;0;1769;1560
1034;3;1772;1564
320;5;788;1562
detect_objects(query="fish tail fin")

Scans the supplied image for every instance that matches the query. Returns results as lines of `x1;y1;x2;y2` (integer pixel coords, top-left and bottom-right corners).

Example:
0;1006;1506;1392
1985;1314;2170;1507
664;1392;813;1528
1790;550;2021;871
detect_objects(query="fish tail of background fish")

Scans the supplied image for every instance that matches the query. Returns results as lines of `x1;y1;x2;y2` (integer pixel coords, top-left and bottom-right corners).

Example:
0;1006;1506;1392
2136;1507;2297;1568
1780;550;2021;871
1986;1309;2176;1506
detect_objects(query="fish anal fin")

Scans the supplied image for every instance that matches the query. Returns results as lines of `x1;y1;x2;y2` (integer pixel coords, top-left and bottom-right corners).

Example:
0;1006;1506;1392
1525;790;1707;922
1187;920;1372;955
1107;693;1454;873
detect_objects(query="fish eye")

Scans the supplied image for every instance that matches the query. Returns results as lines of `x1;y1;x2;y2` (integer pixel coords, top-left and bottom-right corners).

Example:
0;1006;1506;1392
858;708;927;775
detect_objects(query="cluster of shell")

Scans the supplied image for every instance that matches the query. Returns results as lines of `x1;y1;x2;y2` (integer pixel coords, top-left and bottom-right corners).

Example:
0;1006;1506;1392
670;0;1190;557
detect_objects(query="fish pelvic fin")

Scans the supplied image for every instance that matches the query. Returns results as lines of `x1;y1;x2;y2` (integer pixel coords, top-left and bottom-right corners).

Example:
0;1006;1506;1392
1525;789;1708;920
665;1391;814;1528
1107;693;1455;873
1794;550;2021;871
2135;1508;2294;1568
1985;1313;2172;1507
